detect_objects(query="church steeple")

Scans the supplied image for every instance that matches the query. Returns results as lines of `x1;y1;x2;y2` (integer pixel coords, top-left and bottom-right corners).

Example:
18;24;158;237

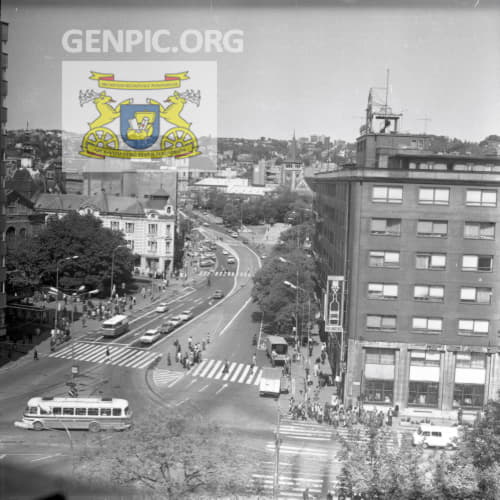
289;130;298;162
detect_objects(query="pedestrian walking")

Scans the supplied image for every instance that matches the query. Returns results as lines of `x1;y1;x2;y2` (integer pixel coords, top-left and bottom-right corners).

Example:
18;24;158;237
387;407;393;426
457;406;463;425
33;349;38;360
106;346;110;358
223;360;229;374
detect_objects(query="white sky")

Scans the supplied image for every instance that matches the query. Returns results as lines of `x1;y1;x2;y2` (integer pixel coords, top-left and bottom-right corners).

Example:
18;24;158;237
3;2;500;142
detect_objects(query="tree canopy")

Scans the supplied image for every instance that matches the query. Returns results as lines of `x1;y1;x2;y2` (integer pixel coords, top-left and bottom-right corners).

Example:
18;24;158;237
6;212;134;296
78;407;259;499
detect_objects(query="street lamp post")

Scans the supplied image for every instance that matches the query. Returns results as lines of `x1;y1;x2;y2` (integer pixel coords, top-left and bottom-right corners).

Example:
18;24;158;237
279;257;301;347
55;256;79;333
110;245;128;300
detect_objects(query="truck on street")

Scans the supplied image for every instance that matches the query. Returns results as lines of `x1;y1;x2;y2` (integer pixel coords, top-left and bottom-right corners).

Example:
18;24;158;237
259;367;282;397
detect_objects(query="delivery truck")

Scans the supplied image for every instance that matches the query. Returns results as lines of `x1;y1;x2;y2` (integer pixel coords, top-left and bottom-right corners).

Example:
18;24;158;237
259;367;282;397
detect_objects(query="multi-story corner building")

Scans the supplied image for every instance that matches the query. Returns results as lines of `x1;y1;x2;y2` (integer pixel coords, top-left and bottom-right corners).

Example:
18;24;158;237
308;92;500;417
0;22;8;338
32;188;176;277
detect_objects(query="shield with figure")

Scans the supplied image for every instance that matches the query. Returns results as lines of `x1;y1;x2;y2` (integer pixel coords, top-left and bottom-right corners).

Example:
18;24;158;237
120;104;160;150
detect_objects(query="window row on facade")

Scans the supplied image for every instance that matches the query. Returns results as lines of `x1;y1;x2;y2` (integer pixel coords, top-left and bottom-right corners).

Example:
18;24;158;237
365;253;493;272
370;218;496;240
365;314;490;335
366;282;492;303
371;185;497;207
109;221;173;236
363;348;486;408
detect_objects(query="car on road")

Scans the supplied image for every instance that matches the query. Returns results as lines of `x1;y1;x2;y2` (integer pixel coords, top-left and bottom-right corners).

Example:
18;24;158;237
222;250;229;255
230;232;239;238
227;257;236;264
261;254;267;259
166;315;184;327
159;321;176;334
140;328;161;345
200;259;214;267
203;222;210;227
155;302;169;313
178;310;194;322
213;290;224;299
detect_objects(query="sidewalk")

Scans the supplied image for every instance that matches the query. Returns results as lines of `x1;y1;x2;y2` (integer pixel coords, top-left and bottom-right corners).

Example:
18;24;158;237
0;276;203;374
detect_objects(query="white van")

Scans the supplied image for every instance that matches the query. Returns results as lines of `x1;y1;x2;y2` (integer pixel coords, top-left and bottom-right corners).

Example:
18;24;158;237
412;424;459;449
259;368;282;397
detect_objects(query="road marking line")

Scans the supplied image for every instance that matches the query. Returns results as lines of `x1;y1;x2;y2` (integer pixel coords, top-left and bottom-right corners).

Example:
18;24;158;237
218;297;252;336
186;378;198;388
253;370;262;385
246;368;260;384
198;383;210;392
215;383;228;395
174;399;188;406
31;453;61;463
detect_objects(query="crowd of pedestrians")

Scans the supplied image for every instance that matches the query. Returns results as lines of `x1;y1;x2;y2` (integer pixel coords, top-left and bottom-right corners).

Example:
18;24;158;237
174;337;204;369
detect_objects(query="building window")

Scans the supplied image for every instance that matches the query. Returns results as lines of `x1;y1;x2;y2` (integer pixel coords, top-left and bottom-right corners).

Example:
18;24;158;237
464;221;495;240
166;224;171;235
418;187;450;205
411;317;443;333
367;283;398;300
413;285;444;302
461;255;493;272
455;352;486;369
458;319;489;335
365;380;394;404
372;186;403;203
148;224;158;235
365;348;395;365
370;218;401;236
417;220;448;238
460;287;492;304
125;223;135;233
409;382;439;407
415;253;446;270
368;251;400;268
410;350;441;366
110;221;119;231
466;189;497;207
453;384;484;408
147;241;158;253
126;240;134;251
166;241;171;252
366;315;397;331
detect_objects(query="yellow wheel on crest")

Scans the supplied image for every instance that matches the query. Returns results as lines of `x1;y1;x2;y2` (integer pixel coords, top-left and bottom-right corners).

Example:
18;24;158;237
161;127;198;154
82;127;119;151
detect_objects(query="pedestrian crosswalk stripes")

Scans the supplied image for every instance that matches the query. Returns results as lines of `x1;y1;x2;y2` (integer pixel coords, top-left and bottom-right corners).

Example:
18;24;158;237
152;369;185;388
49;342;159;370
187;358;262;386
278;416;333;441
198;270;252;277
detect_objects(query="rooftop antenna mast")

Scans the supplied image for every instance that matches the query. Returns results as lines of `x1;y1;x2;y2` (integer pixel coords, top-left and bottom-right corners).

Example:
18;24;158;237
384;68;390;114
418;117;432;135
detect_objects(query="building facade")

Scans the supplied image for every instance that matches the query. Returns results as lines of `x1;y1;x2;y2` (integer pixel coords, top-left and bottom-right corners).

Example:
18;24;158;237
309;95;500;417
0;22;8;337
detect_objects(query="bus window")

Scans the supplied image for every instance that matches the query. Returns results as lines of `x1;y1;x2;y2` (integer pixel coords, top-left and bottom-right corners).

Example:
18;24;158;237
53;407;62;416
27;406;38;415
100;408;111;416
88;408;98;416
40;406;50;415
75;408;87;416
112;408;122;416
125;407;130;415
63;408;74;416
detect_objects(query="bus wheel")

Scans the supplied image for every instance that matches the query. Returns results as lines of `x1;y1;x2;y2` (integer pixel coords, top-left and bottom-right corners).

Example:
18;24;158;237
89;422;101;433
33;421;44;431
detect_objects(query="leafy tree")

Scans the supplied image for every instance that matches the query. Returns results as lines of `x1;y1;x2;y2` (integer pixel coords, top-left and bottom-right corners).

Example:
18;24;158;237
78;408;259;499
6;212;134;296
173;217;193;272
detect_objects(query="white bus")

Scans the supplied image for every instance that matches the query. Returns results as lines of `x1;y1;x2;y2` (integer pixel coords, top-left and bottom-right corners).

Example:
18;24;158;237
14;396;132;432
101;314;129;338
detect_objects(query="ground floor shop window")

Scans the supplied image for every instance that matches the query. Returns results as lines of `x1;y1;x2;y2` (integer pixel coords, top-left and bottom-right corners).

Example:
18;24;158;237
409;381;439;407
364;379;394;404
453;384;484;408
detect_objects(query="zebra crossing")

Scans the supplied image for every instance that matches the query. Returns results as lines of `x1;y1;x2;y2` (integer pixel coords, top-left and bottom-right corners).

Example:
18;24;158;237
253;416;339;498
49;342;160;369
187;359;263;386
152;368;185;388
198;270;252;277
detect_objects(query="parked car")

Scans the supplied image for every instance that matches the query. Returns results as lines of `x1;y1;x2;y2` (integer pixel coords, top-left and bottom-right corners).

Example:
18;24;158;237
178;310;193;322
155;302;169;313
140;328;161;345
230;232;239;238
227;257;236;264
203;222;210;227
213;290;224;299
222;250;229;255
200;259;214;268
